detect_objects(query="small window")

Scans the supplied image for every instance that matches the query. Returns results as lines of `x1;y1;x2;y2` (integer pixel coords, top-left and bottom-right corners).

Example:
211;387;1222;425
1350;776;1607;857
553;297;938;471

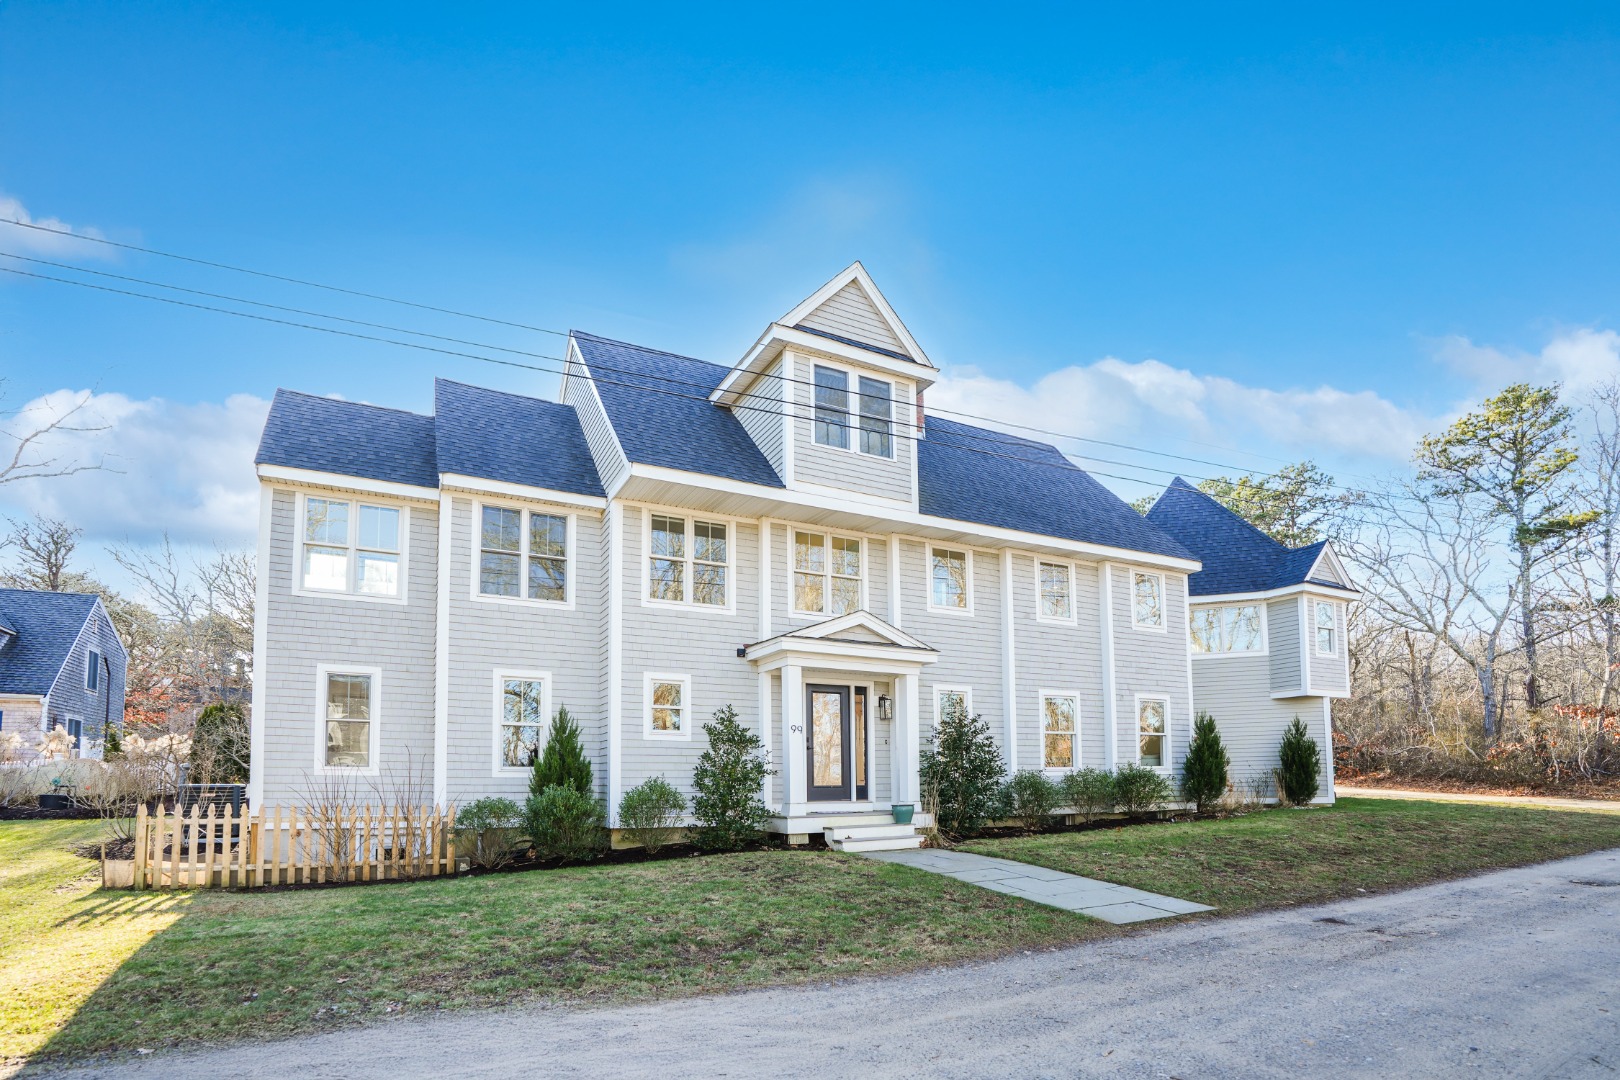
813;366;850;449
1042;694;1078;770
1137;696;1168;768
792;530;862;617
1037;561;1074;622
856;376;893;458
930;548;970;611
87;651;101;692
322;670;375;769
479;505;569;603
646;675;691;739
497;676;547;769
1189;604;1264;654
1132;571;1164;629
1315;601;1337;656
301;496;402;598
934;687;972;729
647;514;729;608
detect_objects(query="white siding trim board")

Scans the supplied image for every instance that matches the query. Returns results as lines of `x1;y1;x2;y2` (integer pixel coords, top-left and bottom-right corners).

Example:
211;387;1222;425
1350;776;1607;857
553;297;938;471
248;483;274;807
434;491;452;805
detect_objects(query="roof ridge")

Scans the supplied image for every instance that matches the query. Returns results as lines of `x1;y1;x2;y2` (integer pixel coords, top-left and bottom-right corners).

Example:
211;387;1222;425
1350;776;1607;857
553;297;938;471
434;378;576;411
570;331;730;373
273;387;432;420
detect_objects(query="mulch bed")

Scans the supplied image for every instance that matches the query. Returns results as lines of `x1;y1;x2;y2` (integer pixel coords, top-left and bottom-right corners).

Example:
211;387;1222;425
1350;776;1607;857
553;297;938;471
0;802;100;821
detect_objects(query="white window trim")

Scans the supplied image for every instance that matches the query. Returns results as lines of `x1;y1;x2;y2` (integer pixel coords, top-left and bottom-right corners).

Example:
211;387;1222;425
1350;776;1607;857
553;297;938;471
640;507;739;615
1189;601;1270;658
927;546;975;616
86;650;100;692
1130;570;1168;632
470;500;577;610
1314;600;1340;658
313;663;382;776
490;669;553;777
293;493;410;605
807;359;897;461
1033;558;1078;626
1039;689;1082;773
644;673;693;741
932;685;974;728
788;527;869;619
1134;693;1171;772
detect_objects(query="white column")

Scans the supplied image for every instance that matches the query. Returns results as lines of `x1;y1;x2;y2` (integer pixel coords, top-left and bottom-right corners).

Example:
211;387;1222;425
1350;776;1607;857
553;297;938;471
893;672;920;805
606;502;624;826
758;671;775;811
782;663;806;816
758;518;773;640
888;533;903;628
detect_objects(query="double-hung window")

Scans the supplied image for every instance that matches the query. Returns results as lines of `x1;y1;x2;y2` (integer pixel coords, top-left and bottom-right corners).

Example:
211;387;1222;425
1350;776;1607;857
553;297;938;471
646;674;691;739
1132;571;1164;630
648;514;728;607
935;686;972;727
1189;604;1264;654
1037;561;1074;622
1042;693;1079;770
301;496;402;598
479;505;569;602
930;547;970;612
1137;696;1168;768
792;530;862;616
812;364;894;459
1315;601;1338;656
320;667;377;770
496;674;548;770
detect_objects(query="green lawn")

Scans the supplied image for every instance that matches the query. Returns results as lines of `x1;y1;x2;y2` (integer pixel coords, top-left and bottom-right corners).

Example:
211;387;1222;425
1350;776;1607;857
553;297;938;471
8;797;1620;1068
1;821;1094;1068
963;796;1620;915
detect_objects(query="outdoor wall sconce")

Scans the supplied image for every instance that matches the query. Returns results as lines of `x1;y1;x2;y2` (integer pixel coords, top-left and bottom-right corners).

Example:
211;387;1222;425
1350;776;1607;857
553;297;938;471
877;695;894;722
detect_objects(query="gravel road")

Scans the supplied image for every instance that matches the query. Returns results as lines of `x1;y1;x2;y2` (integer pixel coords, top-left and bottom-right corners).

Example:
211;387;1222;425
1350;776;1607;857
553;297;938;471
23;848;1620;1079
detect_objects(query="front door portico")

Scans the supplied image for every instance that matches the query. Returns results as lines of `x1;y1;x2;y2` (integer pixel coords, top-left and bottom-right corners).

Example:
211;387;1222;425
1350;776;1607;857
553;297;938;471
741;610;939;822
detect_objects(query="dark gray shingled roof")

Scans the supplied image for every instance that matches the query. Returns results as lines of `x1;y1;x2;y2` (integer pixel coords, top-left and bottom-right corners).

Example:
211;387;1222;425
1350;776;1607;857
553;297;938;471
1145;477;1356;596
433;379;605;497
0;589;99;696
256;390;439;489
571;332;785;488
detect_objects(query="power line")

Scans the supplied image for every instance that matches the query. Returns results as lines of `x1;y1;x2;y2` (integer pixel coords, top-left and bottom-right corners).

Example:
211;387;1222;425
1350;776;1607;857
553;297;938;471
0;217;1355;483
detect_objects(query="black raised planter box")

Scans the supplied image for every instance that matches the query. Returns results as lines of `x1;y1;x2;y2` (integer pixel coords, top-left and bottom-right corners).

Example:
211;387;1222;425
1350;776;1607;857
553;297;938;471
38;793;74;811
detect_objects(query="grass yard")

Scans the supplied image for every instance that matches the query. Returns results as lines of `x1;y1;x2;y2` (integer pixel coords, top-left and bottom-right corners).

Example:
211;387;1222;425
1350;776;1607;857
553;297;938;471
1;821;1094;1069
964;795;1620;914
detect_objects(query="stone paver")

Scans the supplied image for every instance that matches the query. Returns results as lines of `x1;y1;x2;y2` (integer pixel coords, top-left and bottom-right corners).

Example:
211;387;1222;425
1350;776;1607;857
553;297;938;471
864;847;1214;923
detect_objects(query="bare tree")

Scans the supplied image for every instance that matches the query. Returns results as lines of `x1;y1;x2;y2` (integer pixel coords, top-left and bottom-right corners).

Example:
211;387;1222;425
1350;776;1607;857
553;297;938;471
1344;476;1518;740
1582;380;1620;708
0;381;108;486
1;515;83;590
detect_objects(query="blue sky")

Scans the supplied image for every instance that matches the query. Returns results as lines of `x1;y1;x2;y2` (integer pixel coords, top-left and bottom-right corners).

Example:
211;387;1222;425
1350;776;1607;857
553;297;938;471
2;2;1619;573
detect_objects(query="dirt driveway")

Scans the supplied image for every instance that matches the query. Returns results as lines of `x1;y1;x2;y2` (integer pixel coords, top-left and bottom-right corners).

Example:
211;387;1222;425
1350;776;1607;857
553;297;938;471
24;848;1620;1079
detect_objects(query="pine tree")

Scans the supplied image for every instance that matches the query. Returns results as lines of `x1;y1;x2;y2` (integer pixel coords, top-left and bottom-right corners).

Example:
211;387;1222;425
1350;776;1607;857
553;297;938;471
1277;717;1321;806
530;705;593;797
1179;711;1230;814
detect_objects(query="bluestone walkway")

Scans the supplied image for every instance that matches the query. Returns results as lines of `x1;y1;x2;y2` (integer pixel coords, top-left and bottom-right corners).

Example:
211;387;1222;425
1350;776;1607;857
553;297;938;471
864;847;1214;923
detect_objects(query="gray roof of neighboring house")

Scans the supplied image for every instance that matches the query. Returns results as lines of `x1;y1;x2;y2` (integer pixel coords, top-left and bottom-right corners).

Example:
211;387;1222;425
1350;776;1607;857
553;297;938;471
0;589;100;696
1145;477;1357;596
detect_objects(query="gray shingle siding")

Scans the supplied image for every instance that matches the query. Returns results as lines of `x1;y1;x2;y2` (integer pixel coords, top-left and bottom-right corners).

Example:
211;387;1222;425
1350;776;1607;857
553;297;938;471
1009;557;1106;773
1109;565;1192;773
43;603;127;756
1268;598;1304;696
563;360;631;495
1193;655;1330;796
1307;600;1350;695
789;355;915;503
735;360;788;481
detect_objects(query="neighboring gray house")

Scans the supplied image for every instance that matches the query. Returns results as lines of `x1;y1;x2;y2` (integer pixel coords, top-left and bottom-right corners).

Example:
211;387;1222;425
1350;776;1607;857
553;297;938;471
249;263;1355;849
0;588;128;760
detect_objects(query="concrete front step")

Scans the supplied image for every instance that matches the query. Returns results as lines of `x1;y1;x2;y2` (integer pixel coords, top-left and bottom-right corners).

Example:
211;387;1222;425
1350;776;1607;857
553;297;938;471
829;833;924;852
824;822;917;843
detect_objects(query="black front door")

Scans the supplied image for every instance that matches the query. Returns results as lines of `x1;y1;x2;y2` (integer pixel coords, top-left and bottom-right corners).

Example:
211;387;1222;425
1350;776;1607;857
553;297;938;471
806;684;852;802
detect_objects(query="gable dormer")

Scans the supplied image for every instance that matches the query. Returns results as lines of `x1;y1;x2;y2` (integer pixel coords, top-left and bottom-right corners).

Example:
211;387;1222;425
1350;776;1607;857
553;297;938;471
713;262;933;506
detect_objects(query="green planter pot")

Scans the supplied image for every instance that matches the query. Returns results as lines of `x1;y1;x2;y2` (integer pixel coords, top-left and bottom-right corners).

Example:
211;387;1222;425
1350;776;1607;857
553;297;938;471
891;803;915;825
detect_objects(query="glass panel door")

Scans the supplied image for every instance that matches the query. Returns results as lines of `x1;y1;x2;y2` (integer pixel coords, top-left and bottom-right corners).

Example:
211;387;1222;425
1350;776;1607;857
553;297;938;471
854;688;868;801
806;684;851;802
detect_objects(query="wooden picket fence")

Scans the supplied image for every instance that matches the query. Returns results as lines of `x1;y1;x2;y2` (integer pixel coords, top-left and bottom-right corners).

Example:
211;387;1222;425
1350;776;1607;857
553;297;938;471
129;802;458;890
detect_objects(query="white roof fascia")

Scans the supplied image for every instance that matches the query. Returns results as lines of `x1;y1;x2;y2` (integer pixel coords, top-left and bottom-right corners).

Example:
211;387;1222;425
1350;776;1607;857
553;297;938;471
256;465;440;503
776;261;934;369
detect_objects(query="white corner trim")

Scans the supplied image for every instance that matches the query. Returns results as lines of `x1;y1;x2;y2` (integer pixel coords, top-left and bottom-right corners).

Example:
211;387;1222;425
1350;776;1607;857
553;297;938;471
433;491;452;806
607;502;624;824
247;482;273;808
759;517;774;640
1001;548;1017;773
888;533;903;628
1099;563;1118;771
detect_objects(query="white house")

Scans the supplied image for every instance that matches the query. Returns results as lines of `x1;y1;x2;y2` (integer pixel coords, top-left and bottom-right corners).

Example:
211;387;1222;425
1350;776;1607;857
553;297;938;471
248;263;1356;849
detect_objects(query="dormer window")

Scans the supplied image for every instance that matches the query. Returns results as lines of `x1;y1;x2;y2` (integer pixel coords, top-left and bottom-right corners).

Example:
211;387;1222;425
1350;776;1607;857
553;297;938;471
812;365;894;459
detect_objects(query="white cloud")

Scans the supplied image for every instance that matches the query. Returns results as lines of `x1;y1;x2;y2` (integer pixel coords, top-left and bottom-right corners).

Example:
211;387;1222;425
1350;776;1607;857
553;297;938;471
1434;327;1620;397
0;193;110;257
926;354;1434;485
0;389;269;547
